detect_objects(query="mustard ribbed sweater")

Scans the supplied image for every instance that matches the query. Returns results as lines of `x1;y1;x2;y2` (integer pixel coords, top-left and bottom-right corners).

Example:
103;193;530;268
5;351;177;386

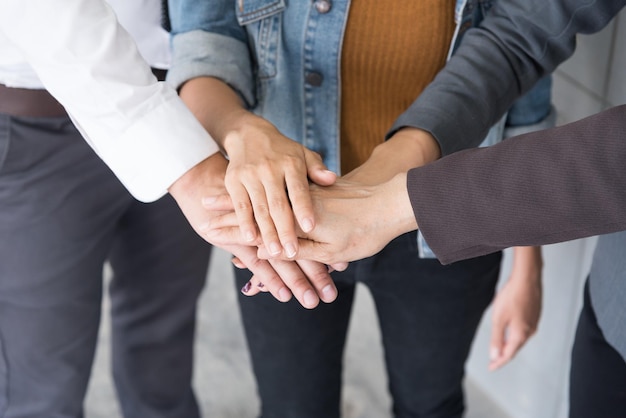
340;1;455;172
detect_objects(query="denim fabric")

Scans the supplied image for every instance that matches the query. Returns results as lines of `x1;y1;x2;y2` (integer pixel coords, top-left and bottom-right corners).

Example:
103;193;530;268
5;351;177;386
168;0;553;171
169;0;349;171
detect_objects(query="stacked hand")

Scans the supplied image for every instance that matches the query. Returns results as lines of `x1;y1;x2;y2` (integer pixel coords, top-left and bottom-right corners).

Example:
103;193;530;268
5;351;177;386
168;76;349;309
203;174;416;265
168;151;339;309
171;75;542;369
194;131;542;371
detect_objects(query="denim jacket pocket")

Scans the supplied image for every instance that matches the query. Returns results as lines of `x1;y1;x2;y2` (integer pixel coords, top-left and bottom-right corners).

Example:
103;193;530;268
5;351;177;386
236;0;285;79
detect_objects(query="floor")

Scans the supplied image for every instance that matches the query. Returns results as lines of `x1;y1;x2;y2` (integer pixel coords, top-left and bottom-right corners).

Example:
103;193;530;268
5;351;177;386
85;248;511;418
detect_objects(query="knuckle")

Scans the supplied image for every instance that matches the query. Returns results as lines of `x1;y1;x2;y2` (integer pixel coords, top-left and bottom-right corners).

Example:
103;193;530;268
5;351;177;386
269;197;290;213
284;155;304;170
310;271;331;285
236;200;252;213
252;202;271;217
281;275;306;293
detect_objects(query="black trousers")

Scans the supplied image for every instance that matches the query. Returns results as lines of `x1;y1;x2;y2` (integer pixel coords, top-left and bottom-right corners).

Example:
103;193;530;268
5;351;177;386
235;231;502;418
570;278;626;418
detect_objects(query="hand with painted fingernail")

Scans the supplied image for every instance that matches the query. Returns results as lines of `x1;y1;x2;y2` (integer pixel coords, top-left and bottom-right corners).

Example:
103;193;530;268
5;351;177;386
237;257;338;309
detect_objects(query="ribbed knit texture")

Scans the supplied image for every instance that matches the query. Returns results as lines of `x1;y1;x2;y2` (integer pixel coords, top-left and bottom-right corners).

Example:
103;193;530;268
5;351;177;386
340;0;455;173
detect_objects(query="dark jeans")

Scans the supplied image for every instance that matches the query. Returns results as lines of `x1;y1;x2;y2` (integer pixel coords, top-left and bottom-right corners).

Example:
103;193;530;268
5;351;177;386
235;231;502;418
0;114;211;418
569;278;626;418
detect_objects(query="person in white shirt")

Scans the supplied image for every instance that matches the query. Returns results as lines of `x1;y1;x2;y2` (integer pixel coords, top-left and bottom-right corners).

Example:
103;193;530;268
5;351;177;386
0;0;339;304
0;1;217;417
0;1;340;414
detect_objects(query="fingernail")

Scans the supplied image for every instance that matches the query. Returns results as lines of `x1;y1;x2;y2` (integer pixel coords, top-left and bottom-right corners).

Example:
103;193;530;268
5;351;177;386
199;222;210;231
278;287;291;302
201;196;217;205
322;284;337;301
257;282;264;288
241;281;252;294
231;257;245;269
245;231;256;242
489;347;500;361
303;290;318;307
284;243;297;258
301;218;314;233
269;242;282;256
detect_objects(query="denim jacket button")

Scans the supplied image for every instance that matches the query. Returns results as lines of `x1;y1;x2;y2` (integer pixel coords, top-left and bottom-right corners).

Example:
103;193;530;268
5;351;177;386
305;71;324;87
314;0;332;14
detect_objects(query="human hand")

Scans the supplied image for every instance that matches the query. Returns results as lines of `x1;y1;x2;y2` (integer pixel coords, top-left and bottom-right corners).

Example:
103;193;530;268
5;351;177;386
246;173;417;264
222;113;336;258
237;257;338;308
168;153;337;309
342;127;442;185
203;174;416;264
489;247;543;370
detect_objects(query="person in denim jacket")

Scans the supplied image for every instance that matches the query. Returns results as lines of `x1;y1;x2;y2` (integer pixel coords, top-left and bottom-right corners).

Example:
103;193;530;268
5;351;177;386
168;0;553;416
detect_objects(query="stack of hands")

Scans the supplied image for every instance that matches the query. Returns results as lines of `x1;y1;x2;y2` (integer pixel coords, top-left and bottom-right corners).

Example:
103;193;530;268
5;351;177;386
168;89;541;371
170;125;428;309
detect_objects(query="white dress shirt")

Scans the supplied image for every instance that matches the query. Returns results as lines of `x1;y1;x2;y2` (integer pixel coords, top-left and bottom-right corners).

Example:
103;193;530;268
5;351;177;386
0;0;219;202
106;0;171;70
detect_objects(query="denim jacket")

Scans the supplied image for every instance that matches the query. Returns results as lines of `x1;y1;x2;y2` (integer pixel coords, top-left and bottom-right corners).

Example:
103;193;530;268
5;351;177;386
169;0;553;170
167;0;555;257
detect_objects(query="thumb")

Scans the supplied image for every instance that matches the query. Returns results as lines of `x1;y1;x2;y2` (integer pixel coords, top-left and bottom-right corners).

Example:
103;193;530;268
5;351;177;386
489;318;506;371
305;151;337;186
328;262;349;272
494;325;527;370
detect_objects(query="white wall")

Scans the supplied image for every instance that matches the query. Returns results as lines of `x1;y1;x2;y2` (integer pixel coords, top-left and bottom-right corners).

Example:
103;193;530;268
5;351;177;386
466;9;626;418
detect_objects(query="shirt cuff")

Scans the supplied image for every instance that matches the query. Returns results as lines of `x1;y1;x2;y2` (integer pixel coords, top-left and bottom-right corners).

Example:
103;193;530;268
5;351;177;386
70;91;220;202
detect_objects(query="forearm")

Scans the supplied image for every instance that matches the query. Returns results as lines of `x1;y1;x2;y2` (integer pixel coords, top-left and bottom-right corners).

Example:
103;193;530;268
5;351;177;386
345;128;441;184
389;0;624;156
409;106;626;264
0;0;219;202
179;76;249;149
510;246;543;283
378;173;419;240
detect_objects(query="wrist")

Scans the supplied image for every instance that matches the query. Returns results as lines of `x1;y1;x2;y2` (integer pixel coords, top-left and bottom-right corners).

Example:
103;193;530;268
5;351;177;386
378;172;418;238
222;111;273;156
510;247;544;282
168;151;228;198
366;128;441;183
386;127;441;166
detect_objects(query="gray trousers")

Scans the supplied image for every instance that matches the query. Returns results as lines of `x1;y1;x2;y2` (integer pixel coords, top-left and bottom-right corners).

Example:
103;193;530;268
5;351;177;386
0;114;212;418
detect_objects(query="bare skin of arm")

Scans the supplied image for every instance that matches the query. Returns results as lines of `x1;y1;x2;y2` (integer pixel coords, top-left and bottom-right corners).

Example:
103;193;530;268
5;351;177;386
489;245;542;370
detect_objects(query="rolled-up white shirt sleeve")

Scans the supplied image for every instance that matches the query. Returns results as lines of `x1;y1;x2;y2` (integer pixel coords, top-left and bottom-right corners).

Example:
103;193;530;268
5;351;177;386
0;0;220;202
